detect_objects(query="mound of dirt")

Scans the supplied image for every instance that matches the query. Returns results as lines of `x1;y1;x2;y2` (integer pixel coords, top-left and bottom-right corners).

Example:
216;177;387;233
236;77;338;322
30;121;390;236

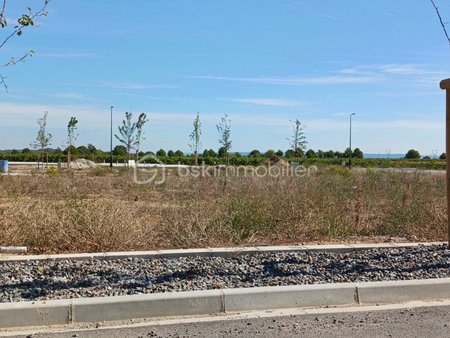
262;155;290;167
69;158;97;170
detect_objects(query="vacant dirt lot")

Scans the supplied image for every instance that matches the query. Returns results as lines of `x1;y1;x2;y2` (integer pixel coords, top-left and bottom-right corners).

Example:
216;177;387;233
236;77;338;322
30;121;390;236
0;167;446;254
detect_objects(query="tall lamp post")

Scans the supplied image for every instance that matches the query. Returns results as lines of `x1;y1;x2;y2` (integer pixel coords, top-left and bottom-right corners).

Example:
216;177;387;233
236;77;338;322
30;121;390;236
348;113;356;169
110;105;114;168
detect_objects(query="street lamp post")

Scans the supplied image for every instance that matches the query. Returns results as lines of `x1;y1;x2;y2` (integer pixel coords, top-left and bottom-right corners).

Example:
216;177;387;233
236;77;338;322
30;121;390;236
349;113;356;169
110;105;114;168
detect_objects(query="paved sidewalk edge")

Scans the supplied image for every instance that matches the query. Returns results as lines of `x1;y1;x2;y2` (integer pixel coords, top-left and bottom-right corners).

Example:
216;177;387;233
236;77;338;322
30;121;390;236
0;242;446;262
1;278;449;329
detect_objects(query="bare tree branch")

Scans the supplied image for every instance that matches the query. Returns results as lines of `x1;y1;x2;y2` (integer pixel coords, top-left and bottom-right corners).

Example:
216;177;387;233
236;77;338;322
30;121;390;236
2;50;34;67
430;0;450;45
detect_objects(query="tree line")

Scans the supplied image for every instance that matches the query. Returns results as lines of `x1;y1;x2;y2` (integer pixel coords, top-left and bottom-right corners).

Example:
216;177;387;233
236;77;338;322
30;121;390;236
2;110;444;165
1;110;367;164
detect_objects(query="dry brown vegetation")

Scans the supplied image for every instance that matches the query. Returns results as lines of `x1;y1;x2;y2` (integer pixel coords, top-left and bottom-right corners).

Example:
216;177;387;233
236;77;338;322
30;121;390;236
0;166;446;254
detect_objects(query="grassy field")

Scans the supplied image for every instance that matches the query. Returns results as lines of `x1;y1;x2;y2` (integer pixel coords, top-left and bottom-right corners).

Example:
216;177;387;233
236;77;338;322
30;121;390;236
0;166;446;254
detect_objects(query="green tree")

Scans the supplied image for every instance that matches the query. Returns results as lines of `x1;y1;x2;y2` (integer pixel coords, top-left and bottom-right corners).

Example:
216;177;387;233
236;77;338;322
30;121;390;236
275;149;284;157
167;150;175;157
305;149;317;158
344;147;352;158
440;152;446;160
66;116;78;165
87;144;97;154
353;148;364;159
264;149;275;158
324;150;335;158
216;113;232;165
285;149;295;158
87;144;97;160
156;149;166;157
54;147;63;157
189;112;201;165
249;149;261;157
113;145;127;156
287;119;307;158
218;146;227;159
64;145;77;156
405;149;420;159
0;1;49;91
175;150;184;157
76;145;89;156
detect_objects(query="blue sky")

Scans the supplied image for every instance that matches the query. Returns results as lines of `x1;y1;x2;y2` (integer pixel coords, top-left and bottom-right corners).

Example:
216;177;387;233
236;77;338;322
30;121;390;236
1;0;450;155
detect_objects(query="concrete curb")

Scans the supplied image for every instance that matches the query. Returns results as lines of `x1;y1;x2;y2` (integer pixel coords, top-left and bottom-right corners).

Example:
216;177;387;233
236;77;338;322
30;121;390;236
0;242;446;262
0;278;449;329
0;247;27;255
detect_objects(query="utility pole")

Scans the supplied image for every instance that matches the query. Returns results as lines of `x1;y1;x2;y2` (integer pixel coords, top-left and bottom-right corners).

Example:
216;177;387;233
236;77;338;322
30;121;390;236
349;113;356;169
110;105;114;168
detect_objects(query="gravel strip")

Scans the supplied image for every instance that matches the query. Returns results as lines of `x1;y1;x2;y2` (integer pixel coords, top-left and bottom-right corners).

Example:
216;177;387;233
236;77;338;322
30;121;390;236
1;245;449;303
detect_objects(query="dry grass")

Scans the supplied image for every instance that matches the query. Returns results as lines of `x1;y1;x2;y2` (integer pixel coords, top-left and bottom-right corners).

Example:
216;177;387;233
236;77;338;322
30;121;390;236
0;167;446;254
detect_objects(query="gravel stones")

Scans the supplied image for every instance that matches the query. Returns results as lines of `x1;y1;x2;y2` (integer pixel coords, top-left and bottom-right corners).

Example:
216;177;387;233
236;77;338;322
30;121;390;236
0;245;449;303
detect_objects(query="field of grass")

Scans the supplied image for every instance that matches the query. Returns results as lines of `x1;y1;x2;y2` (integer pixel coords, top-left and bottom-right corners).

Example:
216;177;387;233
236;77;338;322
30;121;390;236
0;166;446;254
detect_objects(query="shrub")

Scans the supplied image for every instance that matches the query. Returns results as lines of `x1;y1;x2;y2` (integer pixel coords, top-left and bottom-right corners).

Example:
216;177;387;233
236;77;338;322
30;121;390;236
405;149;420;159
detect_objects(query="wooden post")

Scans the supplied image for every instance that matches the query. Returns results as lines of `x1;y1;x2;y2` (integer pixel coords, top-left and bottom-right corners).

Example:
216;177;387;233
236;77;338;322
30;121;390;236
439;78;450;247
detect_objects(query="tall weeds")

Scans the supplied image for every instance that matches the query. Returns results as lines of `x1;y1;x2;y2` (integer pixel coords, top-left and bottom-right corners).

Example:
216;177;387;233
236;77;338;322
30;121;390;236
0;169;446;253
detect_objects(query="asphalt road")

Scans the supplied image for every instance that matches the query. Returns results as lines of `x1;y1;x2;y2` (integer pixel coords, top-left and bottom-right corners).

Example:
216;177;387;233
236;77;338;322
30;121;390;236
4;302;450;338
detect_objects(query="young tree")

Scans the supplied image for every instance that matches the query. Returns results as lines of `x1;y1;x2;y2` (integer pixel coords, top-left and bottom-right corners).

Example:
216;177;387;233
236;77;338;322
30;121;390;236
1;0;50;91
216;113;232;165
66;116;78;166
189;112;202;165
134;113;148;160
287;119;307;158
115;112;148;161
31;111;52;168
